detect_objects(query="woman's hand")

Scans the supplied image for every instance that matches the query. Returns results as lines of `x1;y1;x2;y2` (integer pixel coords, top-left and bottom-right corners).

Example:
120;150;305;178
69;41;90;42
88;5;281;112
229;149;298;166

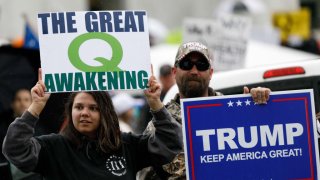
28;68;50;117
144;66;163;111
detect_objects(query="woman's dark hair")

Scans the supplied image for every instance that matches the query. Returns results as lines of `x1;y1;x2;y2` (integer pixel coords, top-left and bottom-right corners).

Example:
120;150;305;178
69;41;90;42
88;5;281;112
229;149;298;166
60;91;121;153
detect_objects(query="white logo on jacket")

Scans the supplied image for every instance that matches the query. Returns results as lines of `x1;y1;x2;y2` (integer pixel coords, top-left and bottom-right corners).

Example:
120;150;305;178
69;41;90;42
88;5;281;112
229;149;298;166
106;155;127;176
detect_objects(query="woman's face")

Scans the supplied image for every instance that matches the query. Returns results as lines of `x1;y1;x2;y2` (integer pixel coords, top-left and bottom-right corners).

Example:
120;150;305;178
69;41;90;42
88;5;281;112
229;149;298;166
72;93;101;138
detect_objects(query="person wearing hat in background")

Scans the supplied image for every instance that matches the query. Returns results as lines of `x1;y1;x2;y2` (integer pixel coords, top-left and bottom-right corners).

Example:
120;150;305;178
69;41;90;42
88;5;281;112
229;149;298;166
112;93;136;133
137;41;271;179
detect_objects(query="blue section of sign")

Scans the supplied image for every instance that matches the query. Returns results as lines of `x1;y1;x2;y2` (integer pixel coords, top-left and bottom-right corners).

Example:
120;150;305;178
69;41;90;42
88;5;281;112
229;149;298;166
182;91;318;180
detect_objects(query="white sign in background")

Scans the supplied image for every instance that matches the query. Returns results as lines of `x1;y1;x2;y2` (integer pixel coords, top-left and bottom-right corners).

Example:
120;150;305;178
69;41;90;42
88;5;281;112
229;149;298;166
183;14;251;71
37;11;151;92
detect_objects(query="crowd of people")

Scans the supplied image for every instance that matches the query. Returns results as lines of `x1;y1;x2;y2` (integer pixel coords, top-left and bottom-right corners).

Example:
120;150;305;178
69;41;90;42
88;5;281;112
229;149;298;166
3;41;320;180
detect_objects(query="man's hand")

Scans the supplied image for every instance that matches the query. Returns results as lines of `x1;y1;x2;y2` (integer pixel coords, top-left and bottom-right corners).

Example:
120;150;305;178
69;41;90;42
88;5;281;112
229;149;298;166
243;86;271;104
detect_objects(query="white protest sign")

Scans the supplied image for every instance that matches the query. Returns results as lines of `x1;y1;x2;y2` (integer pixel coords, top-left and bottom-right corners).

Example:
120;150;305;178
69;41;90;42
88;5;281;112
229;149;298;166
183;14;251;71
37;11;151;93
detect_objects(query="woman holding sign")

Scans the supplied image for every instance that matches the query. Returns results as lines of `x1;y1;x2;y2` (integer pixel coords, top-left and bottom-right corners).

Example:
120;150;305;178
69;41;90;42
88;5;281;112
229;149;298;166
2;69;182;180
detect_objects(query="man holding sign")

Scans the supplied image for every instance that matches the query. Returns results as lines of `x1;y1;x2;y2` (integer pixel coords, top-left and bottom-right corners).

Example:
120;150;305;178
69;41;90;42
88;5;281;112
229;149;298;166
181;90;319;179
140;41;271;179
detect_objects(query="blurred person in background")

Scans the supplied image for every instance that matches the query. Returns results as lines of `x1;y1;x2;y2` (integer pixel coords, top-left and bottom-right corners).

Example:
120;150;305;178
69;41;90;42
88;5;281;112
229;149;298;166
138;41;271;179
11;89;32;118
159;64;176;101
133;97;153;134
0;89;42;180
112;93;136;133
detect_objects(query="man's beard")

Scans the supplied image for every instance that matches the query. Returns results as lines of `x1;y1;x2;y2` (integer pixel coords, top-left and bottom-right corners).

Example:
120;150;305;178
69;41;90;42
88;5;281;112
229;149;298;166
177;75;208;98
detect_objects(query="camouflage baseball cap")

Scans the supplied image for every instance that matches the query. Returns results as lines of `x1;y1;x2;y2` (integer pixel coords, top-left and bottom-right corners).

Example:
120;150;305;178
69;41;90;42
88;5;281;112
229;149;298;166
175;42;212;65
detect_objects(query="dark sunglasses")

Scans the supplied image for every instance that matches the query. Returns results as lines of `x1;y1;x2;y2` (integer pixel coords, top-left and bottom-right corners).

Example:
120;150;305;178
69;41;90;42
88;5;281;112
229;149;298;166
176;58;210;71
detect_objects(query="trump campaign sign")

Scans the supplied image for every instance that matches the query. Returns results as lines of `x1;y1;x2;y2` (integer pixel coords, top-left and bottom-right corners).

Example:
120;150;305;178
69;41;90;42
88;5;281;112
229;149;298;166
37;10;151;93
181;90;319;180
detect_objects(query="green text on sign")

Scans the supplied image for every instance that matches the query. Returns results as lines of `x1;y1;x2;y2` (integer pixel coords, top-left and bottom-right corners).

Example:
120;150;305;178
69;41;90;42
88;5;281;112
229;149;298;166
44;71;148;92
